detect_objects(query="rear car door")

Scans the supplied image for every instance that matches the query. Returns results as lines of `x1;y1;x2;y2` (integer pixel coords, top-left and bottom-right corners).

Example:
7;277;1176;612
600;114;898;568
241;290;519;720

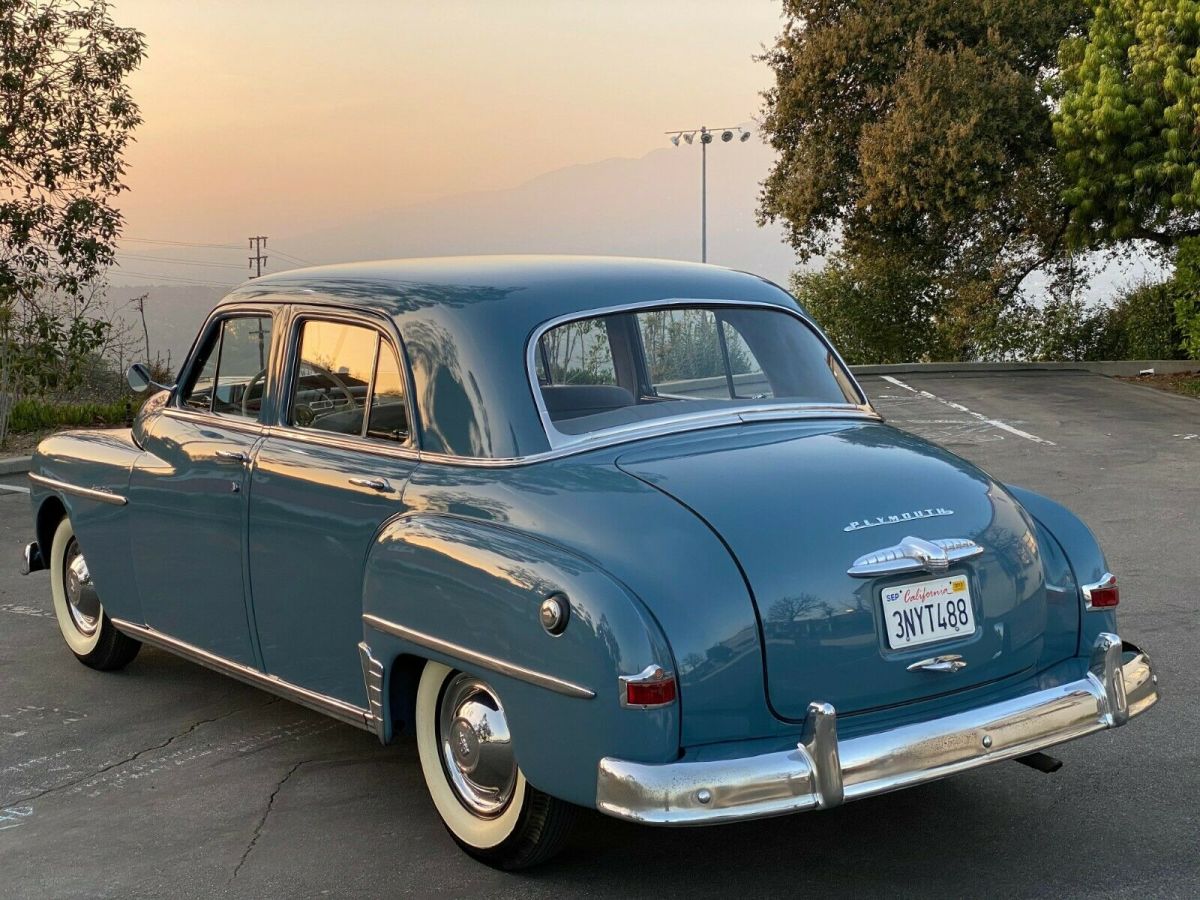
128;309;277;665
247;308;417;705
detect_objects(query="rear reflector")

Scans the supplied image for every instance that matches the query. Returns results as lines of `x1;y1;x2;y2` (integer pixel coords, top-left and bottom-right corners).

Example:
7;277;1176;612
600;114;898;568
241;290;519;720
626;678;677;707
1084;573;1119;609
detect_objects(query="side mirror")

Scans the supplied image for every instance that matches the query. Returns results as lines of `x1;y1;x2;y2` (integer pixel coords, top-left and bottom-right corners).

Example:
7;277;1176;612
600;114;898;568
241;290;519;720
126;363;172;394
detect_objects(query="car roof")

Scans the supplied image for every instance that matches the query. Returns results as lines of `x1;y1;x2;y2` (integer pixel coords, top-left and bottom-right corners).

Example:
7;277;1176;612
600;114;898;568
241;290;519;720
222;255;803;460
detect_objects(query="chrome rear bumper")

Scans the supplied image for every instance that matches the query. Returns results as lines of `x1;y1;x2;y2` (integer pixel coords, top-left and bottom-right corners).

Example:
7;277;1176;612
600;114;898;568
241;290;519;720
596;633;1157;825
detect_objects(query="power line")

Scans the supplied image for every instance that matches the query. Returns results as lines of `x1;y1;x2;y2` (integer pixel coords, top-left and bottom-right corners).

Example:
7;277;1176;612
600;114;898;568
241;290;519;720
122;236;244;249
113;268;238;288
269;246;313;265
116;252;247;270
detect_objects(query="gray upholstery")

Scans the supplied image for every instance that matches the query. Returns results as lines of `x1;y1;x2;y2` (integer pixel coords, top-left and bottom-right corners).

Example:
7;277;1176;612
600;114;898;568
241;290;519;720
541;384;635;421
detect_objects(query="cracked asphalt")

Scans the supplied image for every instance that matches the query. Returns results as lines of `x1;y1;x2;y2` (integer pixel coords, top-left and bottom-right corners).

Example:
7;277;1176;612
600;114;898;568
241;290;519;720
0;370;1197;899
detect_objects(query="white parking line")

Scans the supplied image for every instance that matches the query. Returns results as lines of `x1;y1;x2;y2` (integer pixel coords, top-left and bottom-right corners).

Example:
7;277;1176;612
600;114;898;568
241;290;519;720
0;484;30;495
880;376;1056;446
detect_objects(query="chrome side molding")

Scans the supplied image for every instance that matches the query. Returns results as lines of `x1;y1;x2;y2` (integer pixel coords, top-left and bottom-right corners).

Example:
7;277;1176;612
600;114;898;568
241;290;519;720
111;619;373;732
28;473;128;507
848;536;983;577
362;613;596;700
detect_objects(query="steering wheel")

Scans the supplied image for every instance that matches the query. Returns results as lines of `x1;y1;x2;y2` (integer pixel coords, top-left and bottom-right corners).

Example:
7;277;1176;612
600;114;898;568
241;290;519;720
289;362;357;425
241;368;269;417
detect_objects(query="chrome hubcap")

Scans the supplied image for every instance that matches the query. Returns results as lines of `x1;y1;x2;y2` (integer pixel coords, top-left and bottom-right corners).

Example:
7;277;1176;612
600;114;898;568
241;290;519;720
437;674;517;817
63;538;100;637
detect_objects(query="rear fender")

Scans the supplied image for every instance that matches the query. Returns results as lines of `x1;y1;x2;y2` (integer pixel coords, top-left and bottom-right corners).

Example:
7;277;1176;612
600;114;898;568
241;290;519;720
1005;485;1117;653
30;429;145;624
361;513;680;808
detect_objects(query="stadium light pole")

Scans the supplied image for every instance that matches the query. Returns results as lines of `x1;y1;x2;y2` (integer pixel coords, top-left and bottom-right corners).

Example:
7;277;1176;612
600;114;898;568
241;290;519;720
664;126;751;263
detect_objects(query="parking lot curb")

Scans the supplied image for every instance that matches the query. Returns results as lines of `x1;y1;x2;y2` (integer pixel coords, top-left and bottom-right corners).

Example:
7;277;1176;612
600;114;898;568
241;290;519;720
850;360;1198;378
0;456;32;475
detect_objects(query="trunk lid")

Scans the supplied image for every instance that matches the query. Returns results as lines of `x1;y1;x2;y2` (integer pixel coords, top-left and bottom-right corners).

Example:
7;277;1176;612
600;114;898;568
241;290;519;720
617;421;1059;720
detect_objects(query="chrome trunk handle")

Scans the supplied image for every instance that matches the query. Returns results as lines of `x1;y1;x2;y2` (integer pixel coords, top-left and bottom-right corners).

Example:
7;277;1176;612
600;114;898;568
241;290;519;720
214;450;249;463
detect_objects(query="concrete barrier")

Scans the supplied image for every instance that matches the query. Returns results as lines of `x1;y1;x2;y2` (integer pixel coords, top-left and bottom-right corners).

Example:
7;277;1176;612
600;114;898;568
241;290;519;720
0;455;32;475
850;360;1198;377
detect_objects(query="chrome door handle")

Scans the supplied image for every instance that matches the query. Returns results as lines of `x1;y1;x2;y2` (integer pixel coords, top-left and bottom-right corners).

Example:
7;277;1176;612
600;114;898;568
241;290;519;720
215;450;249;463
349;477;394;493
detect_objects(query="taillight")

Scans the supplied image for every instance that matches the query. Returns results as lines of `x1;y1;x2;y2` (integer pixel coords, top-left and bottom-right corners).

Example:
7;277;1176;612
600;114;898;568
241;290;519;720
1084;573;1119;609
620;665;677;708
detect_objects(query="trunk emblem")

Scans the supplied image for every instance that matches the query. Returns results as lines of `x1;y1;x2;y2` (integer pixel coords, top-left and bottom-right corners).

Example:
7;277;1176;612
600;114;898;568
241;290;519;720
907;654;968;673
847;535;983;577
844;508;954;532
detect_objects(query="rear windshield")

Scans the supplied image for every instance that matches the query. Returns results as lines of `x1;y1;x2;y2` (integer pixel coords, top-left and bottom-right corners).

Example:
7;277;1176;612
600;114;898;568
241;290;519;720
532;305;861;438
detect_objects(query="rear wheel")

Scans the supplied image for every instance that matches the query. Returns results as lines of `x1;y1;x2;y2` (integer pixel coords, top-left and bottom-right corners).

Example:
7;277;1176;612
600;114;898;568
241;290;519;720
415;661;577;869
49;517;141;671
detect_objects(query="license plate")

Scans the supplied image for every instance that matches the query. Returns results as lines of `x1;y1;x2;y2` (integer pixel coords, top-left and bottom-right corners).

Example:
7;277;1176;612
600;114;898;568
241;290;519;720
881;574;976;650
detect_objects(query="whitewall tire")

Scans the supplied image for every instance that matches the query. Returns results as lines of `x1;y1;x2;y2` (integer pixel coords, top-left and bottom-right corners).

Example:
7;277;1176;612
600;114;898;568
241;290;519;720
48;517;140;671
415;660;576;869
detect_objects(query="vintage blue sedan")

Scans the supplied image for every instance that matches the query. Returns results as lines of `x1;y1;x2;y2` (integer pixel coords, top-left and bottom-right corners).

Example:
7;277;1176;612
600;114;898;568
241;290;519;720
22;256;1157;868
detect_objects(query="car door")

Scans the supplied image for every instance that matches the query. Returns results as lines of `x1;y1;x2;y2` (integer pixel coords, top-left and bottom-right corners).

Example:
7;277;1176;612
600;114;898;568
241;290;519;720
128;308;279;666
247;308;417;705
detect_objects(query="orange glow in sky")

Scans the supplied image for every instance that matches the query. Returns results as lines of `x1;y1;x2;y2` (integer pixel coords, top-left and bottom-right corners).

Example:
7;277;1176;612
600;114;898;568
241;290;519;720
115;1;782;243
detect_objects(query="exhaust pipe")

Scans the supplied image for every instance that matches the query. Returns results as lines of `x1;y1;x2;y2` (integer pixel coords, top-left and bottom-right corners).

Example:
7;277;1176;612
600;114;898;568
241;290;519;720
1015;752;1063;773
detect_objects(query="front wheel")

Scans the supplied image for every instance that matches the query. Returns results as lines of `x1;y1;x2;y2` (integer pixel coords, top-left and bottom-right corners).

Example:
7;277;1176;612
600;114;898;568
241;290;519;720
415;661;577;869
49;517;141;671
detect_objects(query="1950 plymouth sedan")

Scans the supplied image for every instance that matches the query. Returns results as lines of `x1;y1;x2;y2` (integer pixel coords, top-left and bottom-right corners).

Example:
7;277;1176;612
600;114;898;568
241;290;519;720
22;256;1157;868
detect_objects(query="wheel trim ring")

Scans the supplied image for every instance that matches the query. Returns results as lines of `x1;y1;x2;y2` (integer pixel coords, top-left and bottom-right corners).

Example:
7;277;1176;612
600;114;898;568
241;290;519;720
63;538;100;637
437;674;518;818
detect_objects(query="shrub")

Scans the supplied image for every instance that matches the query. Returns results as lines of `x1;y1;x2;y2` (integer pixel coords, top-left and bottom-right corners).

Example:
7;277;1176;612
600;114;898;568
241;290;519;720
6;398;131;434
1098;280;1185;361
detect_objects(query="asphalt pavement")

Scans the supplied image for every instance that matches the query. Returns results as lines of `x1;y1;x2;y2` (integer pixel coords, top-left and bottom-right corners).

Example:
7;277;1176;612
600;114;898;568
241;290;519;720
0;370;1196;898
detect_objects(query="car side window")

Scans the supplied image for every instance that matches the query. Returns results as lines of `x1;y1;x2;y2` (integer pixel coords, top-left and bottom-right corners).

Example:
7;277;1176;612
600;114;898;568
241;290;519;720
180;315;273;418
288;319;409;443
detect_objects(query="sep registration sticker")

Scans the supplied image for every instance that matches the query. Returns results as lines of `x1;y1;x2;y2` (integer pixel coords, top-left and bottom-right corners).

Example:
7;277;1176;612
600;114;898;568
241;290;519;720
881;575;976;650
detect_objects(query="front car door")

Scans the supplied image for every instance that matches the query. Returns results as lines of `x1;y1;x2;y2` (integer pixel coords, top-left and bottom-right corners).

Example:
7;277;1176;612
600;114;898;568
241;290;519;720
128;308;278;665
247;308;417;705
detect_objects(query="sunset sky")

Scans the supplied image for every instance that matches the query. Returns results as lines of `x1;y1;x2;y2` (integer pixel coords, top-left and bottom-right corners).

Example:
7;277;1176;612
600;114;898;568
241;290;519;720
115;1;782;250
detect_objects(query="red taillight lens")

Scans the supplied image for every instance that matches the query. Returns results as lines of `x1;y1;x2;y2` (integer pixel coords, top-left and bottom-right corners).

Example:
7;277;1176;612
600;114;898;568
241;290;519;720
623;668;677;707
1085;574;1119;609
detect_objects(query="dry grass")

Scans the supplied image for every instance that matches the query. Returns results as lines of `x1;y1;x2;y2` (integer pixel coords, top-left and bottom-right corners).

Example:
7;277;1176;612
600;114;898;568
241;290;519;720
1118;370;1200;400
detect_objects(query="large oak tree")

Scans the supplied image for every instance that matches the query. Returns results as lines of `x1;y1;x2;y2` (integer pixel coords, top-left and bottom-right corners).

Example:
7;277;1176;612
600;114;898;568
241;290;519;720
759;1;1089;359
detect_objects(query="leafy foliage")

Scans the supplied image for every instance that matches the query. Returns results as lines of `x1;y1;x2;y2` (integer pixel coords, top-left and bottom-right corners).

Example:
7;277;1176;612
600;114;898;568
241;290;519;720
792;250;940;364
759;0;1088;328
0;0;145;297
6;394;128;433
1054;0;1200;248
1173;238;1200;358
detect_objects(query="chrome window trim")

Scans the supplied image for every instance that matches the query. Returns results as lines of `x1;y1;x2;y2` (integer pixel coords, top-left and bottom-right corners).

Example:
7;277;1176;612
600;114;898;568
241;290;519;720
363;613;596;700
524;298;878;454
111;619;372;731
28;473;128;506
171;303;282;422
275;306;418;452
160;406;265;437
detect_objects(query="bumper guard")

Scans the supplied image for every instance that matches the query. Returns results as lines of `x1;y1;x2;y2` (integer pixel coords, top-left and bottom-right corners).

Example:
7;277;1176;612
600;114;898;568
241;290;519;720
596;633;1157;825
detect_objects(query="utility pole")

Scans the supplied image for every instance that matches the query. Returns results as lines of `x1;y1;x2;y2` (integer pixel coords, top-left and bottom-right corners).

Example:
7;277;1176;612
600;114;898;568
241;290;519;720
664;126;751;263
248;235;268;278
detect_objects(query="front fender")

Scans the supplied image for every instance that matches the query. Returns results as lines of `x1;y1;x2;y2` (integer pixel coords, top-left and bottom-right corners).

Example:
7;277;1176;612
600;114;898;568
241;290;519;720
360;513;680;808
1005;484;1118;652
30;429;145;625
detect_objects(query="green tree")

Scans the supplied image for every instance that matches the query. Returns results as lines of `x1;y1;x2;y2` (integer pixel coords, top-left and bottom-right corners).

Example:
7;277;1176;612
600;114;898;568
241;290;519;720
0;0;145;442
1054;0;1200;249
759;1;1089;359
